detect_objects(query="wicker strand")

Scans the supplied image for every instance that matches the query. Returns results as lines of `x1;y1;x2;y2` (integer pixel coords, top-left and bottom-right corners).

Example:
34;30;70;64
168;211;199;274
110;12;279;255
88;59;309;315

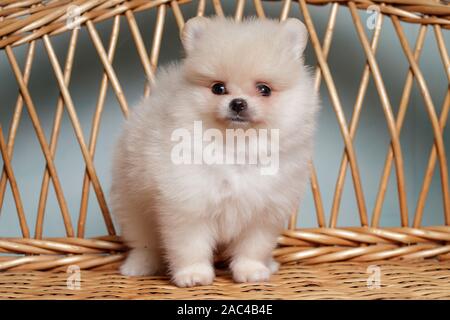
77;15;121;237
0;0;449;273
0;226;448;271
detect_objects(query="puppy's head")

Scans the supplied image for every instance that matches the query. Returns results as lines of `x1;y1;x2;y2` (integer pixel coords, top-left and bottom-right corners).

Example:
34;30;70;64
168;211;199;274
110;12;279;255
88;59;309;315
181;17;309;129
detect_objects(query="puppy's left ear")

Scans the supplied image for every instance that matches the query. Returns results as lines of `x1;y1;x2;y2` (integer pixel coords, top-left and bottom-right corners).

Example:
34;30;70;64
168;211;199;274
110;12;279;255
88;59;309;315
282;18;308;59
181;16;209;54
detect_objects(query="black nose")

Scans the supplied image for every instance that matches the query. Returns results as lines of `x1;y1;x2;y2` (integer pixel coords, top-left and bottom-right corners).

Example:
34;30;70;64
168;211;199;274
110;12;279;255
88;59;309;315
229;98;248;113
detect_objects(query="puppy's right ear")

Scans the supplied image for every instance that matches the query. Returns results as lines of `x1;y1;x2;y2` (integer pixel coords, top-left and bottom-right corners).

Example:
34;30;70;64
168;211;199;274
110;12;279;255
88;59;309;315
181;16;209;54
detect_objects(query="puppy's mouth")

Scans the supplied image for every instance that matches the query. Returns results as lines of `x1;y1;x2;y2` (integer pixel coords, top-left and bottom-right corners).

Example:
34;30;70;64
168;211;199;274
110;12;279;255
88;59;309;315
224;116;254;127
227;115;250;123
215;110;260;128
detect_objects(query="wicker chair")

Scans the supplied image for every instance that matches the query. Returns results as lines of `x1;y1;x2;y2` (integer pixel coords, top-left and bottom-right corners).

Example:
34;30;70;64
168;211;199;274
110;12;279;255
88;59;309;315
0;0;449;299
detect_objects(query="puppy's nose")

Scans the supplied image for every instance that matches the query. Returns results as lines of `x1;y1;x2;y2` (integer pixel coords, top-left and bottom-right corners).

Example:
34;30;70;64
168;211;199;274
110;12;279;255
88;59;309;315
229;98;248;113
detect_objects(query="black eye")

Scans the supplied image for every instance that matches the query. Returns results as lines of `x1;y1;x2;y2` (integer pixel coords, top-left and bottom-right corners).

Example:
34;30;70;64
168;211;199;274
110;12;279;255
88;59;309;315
256;83;271;97
211;82;227;95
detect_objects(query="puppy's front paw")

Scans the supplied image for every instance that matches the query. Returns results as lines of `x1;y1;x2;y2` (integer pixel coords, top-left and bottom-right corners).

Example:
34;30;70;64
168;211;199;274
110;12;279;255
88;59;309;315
172;263;215;287
120;248;160;276
231;258;271;283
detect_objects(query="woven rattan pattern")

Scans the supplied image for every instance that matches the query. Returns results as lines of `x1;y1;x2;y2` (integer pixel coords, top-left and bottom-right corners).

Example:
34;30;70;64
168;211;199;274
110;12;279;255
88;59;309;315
0;0;449;299
0;0;449;267
0;261;449;299
0;1;448;51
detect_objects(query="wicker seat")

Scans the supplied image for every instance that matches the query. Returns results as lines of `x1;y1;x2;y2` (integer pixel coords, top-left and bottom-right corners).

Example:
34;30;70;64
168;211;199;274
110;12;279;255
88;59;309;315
0;0;449;299
1;261;449;299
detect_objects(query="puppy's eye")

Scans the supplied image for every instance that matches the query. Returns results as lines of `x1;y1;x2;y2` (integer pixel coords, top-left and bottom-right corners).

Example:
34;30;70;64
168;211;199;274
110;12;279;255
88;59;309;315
256;83;271;97
211;82;227;95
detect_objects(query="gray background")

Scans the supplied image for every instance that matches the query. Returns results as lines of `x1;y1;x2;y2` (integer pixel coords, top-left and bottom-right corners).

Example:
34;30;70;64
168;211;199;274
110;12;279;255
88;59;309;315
0;1;448;237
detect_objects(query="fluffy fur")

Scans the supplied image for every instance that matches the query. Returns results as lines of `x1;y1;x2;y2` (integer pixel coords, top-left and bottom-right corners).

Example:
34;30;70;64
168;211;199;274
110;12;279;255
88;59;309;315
110;17;319;287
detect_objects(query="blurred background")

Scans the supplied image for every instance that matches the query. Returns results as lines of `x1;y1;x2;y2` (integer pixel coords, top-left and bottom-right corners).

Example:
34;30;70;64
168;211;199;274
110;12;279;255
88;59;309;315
0;0;448;237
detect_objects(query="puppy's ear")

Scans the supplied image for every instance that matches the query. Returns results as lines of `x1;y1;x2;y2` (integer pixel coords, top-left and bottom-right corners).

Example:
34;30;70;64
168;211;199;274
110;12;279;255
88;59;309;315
181;16;209;54
282;18;308;59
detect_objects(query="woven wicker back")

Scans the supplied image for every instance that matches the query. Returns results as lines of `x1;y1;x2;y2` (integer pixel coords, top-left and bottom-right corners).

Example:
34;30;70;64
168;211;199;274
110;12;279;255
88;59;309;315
0;0;449;271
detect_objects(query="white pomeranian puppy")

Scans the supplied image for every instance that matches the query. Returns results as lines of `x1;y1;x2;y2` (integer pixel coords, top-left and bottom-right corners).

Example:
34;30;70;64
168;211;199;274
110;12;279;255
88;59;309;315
110;16;319;287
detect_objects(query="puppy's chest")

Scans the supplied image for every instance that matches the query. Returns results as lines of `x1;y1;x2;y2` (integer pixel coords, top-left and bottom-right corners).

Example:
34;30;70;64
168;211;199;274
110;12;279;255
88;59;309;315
208;166;276;212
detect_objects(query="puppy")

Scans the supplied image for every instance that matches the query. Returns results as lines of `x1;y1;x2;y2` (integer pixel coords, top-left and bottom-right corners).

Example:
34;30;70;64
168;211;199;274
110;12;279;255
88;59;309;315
110;16;319;287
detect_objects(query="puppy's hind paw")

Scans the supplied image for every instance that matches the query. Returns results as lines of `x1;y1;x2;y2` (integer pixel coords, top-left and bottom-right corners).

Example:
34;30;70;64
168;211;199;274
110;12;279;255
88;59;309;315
120;248;160;277
172;263;215;287
267;258;280;274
